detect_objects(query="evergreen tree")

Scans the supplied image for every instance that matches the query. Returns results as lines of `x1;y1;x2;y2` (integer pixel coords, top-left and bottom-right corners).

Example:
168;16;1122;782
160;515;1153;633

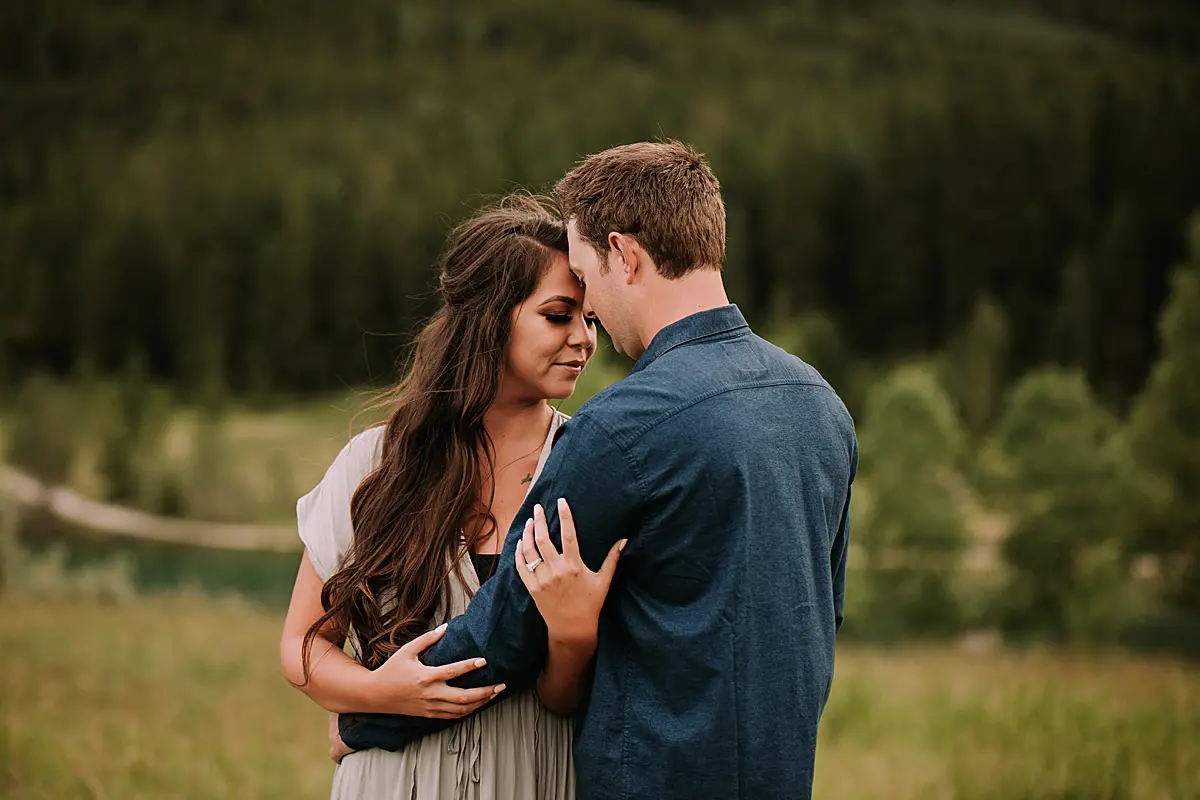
985;368;1134;640
5;374;79;484
1053;251;1095;374
1092;199;1150;407
942;296;1010;443
96;350;172;509
1;0;1197;403
856;364;966;638
1129;213;1200;614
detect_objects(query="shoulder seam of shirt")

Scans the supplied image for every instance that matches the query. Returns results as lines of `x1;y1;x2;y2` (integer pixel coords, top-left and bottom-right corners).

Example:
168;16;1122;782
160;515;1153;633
612;378;839;448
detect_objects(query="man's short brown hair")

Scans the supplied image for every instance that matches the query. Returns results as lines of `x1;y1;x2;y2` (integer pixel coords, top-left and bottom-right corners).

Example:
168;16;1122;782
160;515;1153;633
554;141;726;279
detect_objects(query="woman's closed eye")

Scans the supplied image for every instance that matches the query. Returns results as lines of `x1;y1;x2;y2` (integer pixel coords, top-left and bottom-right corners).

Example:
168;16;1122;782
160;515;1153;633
544;312;596;327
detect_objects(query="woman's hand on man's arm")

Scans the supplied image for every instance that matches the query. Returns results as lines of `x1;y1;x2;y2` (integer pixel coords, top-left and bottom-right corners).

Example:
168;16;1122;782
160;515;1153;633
367;624;507;718
279;550;503;717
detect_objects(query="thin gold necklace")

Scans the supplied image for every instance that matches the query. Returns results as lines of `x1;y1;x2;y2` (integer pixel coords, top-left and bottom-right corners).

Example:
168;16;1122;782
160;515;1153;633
470;406;555;556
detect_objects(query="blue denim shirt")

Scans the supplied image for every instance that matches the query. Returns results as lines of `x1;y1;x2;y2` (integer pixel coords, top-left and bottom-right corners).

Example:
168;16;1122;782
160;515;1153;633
341;305;857;800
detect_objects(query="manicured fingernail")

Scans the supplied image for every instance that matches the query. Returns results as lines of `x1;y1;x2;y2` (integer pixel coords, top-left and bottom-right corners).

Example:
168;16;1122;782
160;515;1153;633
474;658;486;668
534;503;543;517
525;518;533;532
436;622;448;632
618;538;628;551
494;684;506;694
557;497;567;513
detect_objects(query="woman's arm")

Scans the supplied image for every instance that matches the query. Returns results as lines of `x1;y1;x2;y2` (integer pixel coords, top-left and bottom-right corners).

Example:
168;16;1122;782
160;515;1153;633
280;551;378;712
536;637;596;716
280;550;502;717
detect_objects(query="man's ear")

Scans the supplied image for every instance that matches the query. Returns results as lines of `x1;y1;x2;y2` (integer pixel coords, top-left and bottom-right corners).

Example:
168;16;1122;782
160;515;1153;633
608;232;641;285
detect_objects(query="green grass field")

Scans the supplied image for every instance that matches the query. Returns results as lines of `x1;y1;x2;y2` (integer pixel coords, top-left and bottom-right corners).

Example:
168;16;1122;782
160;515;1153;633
3;595;1197;799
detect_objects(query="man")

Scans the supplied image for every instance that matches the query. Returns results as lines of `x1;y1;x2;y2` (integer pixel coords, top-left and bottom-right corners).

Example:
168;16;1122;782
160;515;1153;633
339;141;857;799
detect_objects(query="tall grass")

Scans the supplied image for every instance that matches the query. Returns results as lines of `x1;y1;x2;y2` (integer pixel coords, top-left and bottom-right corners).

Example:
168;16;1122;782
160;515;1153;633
2;591;1196;799
2;595;329;799
815;649;1199;799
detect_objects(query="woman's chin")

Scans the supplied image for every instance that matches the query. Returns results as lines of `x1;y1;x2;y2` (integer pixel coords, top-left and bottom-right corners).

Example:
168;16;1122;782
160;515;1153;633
542;378;580;401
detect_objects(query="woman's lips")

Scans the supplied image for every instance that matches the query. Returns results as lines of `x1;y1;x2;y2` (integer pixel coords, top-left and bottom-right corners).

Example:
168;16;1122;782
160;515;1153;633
555;363;584;376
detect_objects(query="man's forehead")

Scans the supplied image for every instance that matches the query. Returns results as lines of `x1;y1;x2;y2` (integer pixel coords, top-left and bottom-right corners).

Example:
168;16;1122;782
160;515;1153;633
566;223;598;261
565;224;588;272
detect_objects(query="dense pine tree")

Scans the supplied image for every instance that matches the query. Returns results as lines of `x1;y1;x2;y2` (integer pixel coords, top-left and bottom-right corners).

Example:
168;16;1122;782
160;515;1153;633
0;0;1196;399
1129;215;1200;613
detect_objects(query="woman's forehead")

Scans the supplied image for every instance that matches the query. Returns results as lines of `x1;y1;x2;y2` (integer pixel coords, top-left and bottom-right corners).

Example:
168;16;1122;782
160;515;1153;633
533;253;583;299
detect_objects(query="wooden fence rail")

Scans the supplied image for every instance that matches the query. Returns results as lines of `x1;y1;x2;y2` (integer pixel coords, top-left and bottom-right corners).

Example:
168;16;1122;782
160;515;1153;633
0;462;299;553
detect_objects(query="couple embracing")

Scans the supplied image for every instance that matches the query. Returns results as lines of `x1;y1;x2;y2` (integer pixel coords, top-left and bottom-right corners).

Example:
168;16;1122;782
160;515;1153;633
280;141;857;800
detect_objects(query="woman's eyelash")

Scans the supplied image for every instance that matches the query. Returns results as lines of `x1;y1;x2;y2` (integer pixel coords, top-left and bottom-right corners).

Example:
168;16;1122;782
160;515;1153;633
544;312;597;326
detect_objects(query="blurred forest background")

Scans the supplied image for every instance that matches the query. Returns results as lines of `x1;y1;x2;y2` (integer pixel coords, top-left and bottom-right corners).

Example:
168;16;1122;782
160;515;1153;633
2;1;1199;797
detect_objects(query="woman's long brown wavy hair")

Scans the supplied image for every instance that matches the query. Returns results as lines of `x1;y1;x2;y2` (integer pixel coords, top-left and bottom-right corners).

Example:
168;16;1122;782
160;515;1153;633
301;194;568;677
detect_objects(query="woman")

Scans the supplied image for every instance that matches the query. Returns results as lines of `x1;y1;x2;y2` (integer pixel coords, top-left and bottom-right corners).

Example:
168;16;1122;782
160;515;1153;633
279;195;619;799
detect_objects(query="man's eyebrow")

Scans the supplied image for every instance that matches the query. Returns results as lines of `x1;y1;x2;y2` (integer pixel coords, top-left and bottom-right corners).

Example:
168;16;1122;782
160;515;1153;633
538;295;579;307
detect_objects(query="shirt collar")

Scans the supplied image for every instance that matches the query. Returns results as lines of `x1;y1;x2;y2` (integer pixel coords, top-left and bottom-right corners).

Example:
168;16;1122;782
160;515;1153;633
630;304;750;375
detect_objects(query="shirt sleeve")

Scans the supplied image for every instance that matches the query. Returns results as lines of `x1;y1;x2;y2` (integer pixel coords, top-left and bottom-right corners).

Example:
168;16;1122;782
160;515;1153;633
339;412;644;752
296;428;383;581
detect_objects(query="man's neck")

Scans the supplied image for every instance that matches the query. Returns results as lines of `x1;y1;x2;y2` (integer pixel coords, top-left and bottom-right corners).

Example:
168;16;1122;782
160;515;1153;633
635;268;730;357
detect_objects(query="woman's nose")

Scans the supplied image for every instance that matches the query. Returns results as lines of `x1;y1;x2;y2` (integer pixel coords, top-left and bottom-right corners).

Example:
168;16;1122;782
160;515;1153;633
568;312;596;349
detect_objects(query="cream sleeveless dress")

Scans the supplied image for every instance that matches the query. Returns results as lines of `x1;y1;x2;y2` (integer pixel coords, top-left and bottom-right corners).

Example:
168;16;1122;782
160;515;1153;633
297;410;575;800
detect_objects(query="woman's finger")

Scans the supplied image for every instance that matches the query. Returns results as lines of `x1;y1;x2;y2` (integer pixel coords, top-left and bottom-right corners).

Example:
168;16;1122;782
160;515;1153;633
426;656;489;684
533;503;561;566
397;622;448;658
517;520;540;590
433;682;505;706
522;517;542;566
557;497;581;563
515;531;529;576
597;538;628;587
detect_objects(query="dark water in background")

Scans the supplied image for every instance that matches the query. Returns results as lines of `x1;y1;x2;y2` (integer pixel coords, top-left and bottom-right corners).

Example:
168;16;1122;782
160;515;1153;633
18;521;302;610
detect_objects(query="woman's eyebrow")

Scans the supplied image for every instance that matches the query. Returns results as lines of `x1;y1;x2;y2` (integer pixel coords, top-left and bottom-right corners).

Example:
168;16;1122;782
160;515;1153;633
538;296;579;307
